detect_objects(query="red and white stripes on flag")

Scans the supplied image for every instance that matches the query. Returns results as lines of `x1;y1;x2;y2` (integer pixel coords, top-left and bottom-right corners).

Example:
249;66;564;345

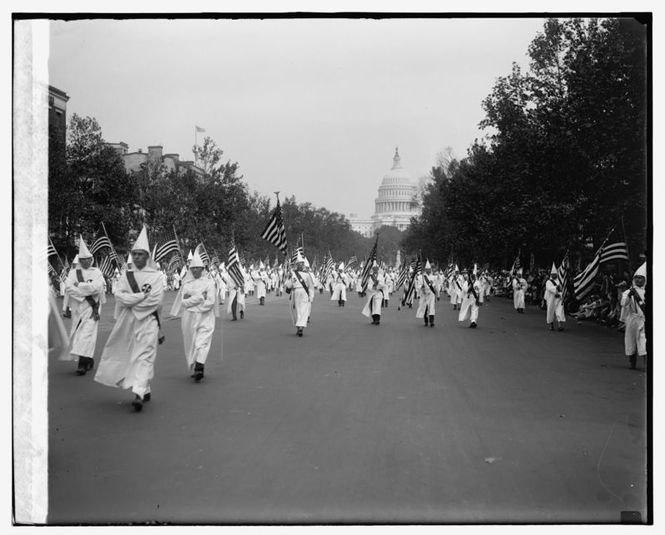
557;252;570;302
599;242;630;264
90;233;119;262
154;238;180;263
401;257;421;306
261;199;288;255
227;243;245;289
573;252;600;301
360;235;378;292
99;255;116;278
395;261;409;290
574;241;629;301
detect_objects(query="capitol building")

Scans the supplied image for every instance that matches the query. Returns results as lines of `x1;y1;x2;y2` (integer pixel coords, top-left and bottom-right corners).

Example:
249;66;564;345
349;147;421;237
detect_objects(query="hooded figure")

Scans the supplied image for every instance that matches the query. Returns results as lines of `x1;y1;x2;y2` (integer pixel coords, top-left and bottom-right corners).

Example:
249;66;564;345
95;226;165;412
170;250;219;381
361;261;385;325
544;263;565;330
62;235;106;375
621;262;647;369
331;263;348;306
285;252;315;336
458;265;481;328
512;267;528;313
416;260;438;327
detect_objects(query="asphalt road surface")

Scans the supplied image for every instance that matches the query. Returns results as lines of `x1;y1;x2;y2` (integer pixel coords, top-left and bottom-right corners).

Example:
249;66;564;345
48;290;648;525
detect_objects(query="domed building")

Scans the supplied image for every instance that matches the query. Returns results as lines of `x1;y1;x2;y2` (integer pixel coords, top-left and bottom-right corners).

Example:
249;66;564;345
371;147;420;231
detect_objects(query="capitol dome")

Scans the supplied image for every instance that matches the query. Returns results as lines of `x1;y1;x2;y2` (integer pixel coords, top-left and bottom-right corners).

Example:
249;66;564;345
371;147;420;232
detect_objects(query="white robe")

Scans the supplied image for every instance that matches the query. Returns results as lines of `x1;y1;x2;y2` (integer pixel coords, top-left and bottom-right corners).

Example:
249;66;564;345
285;271;314;327
512;277;527;309
545;279;566;324
330;276;347;301
621;287;646;356
361;274;385;318
416;274;438;318
64;266;106;360
94;266;164;398
458;280;481;323
171;275;218;368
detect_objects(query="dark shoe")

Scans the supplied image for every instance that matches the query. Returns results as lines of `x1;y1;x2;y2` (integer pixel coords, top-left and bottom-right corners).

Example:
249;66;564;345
629;354;637;369
240;310;244;319
424;320;429;326
548;323;554;331
297;327;303;337
429;315;434;327
232;317;237;321
143;392;151;402
193;362;204;382
557;326;564;332
85;357;94;371
470;322;477;328
132;395;143;412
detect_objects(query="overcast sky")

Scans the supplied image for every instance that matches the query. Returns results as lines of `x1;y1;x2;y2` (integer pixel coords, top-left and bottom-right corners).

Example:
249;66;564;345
49;17;545;218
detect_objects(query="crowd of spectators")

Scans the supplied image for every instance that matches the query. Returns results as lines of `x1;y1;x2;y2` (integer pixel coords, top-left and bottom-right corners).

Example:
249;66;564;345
492;268;632;332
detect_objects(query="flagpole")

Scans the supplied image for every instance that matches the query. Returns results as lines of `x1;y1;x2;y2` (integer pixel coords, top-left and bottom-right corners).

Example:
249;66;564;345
101;222;121;267
173;225;184;262
621;215;632;272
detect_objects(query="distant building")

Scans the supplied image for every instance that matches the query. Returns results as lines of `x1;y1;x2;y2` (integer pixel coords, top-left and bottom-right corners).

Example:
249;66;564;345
349;214;374;237
105;142;206;178
48;85;69;166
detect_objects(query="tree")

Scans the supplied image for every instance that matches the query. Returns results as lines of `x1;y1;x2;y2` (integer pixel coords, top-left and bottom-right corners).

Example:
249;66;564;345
404;17;647;269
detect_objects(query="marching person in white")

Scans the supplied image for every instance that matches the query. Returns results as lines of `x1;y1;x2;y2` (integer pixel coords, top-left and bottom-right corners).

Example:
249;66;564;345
416;260;438;327
361;262;385;325
170;251;218;382
94;226;165;412
285;253;315;336
458;266;482;328
331;262;348;306
544;263;566;331
512;268;528;313
62;255;78;318
449;265;463;310
621;262;647;370
63;236;106;375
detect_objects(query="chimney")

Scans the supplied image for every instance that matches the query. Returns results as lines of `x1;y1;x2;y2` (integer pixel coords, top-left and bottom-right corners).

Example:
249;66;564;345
148;145;163;160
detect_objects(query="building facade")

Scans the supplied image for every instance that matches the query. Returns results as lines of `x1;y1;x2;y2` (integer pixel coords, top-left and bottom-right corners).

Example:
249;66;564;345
370;147;420;232
48;85;69;167
105;143;205;178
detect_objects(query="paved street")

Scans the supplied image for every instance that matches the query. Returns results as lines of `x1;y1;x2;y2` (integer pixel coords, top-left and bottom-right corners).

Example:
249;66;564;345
48;291;647;524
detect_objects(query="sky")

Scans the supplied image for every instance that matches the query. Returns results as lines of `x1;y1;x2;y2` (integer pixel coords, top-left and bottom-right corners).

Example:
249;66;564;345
49;17;546;218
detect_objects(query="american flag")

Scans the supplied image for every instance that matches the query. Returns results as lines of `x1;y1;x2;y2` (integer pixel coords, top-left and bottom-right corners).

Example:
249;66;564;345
154;234;180;262
510;250;521;275
291;245;304;264
227;242;245;288
599;242;630;264
557;252;570;302
47;239;58;258
99;255;117;278
395;261;409;290
401;257;422;306
321;251;335;281
360;235;379;292
90;235;113;255
261;198;288;255
346;255;357;269
167;254;182;273
574;253;600;301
